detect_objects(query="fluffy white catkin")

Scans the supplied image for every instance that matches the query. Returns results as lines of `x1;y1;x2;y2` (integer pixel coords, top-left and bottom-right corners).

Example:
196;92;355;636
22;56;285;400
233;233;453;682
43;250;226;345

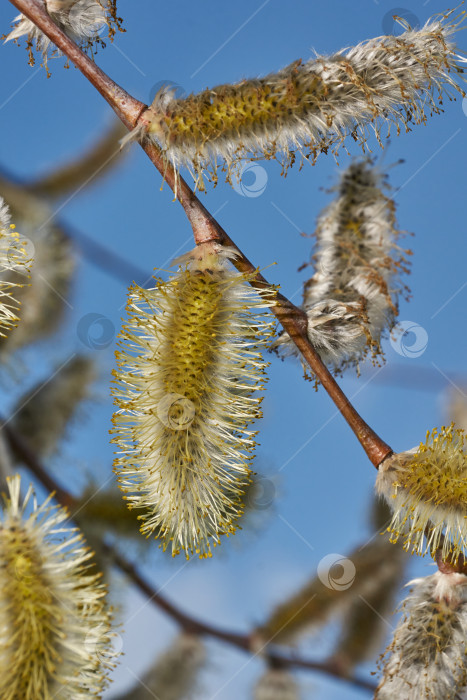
275;159;409;374
376;571;467;699
133;8;466;188
112;242;274;559
5;0;123;73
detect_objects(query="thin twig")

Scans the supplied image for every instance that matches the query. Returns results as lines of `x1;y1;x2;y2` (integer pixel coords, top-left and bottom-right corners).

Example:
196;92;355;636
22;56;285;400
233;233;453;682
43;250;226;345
6;0;393;467
1;420;376;693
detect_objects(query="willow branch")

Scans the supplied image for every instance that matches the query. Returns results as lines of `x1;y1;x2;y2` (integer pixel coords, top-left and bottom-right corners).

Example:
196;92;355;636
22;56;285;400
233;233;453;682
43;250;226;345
1;420;376;693
6;1;392;469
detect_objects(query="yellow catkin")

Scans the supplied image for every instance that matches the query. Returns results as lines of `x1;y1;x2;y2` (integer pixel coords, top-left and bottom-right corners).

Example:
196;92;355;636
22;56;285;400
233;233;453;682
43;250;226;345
112;242;274;559
376;425;467;562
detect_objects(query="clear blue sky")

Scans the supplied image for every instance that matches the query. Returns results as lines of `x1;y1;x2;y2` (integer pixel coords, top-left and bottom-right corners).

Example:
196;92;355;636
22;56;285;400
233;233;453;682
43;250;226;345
1;1;467;698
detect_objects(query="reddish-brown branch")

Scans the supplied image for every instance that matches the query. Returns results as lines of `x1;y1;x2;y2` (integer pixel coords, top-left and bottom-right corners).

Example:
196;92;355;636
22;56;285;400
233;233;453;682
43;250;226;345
1;421;376;693
6;0;392;467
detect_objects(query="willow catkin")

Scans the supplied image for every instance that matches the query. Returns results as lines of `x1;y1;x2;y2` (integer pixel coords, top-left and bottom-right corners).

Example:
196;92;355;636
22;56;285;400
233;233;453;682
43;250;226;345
376;425;467;563
132;8;466;189
0;475;115;699
274;159;410;373
329;540;406;673
4;0;123;74
255;536;402;646
12;355;95;459
112;242;274;559
113;633;205;700
376;571;467;699
0;196;32;338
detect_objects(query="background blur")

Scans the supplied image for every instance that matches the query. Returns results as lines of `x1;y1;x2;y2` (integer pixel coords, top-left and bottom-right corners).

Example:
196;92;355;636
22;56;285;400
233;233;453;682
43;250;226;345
0;1;466;697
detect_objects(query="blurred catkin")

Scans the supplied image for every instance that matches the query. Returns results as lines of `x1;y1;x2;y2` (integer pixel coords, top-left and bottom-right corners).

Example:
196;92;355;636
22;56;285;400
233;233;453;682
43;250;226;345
112;242;274;559
329;540;407;674
254;668;300;700
0;475;115;699
0;224;75;357
26;120;128;199
135;8;466;189
112;633;205;700
11;355;95;459
73;485;145;544
446;386;467;432
255;535;403;645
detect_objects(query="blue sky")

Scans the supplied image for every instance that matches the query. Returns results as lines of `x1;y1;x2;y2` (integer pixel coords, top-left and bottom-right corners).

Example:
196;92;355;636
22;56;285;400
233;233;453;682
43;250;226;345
1;0;467;698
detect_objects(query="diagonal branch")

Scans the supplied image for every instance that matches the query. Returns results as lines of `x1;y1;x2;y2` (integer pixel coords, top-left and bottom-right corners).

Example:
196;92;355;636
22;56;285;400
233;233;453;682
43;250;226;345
6;0;391;468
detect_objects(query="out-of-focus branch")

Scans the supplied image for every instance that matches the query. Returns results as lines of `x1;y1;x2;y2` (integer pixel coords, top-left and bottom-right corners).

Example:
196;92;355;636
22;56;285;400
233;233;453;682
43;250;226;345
25;121;128;199
6;0;392;468
0;420;376;693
